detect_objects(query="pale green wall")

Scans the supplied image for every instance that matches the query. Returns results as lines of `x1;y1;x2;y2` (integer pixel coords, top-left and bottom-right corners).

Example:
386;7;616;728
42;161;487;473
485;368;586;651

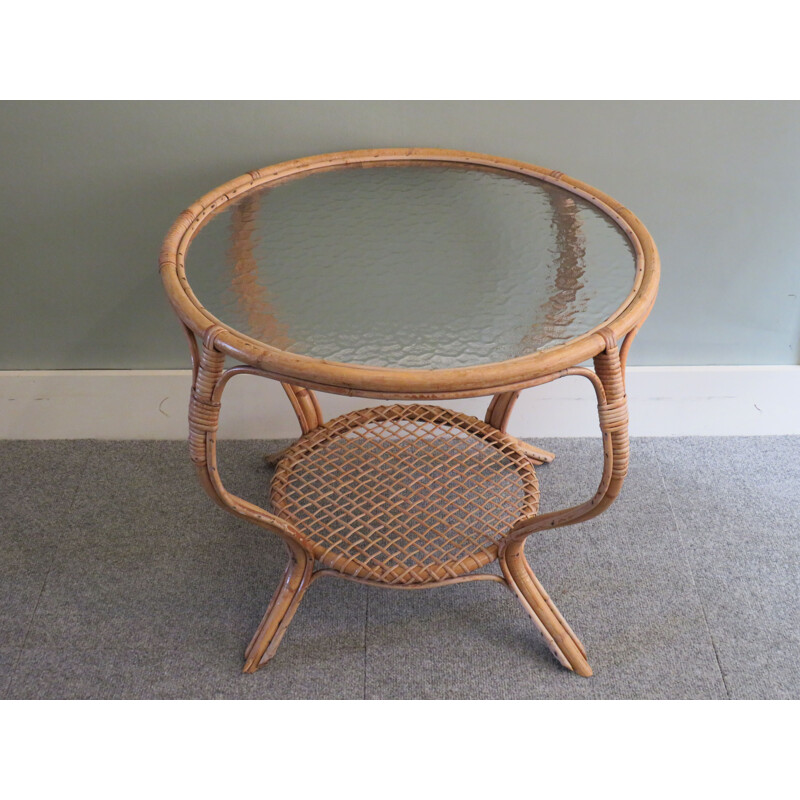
1;101;798;369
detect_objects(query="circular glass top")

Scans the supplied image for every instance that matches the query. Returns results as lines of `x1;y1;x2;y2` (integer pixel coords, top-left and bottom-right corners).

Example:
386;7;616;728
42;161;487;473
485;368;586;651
184;162;637;370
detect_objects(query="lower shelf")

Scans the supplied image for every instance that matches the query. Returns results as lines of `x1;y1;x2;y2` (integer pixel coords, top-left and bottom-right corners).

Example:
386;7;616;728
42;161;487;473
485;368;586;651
270;404;540;585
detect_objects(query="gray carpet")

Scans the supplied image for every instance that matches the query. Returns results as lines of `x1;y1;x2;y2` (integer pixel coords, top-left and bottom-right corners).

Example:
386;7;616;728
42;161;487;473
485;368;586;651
1;436;797;699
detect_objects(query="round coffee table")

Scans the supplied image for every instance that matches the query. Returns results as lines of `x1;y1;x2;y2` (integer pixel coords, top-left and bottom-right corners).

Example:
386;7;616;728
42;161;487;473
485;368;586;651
160;148;659;677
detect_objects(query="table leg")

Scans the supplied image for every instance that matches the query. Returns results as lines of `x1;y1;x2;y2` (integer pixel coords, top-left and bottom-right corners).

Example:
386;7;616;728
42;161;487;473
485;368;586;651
496;327;631;676
282;383;323;434
184;324;318;672
485;391;556;465
264;445;292;466
263;383;324;465
512;437;556;465
243;543;312;673
500;539;592;677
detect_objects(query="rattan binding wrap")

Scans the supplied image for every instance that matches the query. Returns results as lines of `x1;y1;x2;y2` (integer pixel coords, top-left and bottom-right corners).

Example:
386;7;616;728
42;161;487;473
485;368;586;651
271;404;540;585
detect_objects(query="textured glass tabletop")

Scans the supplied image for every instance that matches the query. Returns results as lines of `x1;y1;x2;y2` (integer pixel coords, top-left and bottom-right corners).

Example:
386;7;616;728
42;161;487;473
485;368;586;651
186;163;636;370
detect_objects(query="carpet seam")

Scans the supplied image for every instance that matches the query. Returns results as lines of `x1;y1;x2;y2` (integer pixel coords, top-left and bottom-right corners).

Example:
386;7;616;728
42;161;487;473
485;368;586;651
651;439;732;700
363;590;369;700
3;448;92;699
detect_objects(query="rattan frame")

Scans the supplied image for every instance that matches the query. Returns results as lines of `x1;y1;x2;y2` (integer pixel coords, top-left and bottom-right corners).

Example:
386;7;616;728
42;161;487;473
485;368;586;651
160;148;660;678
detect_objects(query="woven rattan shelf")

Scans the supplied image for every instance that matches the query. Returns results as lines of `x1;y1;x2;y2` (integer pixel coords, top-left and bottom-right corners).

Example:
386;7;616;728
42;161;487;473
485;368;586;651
271;404;540;585
160;148;660;678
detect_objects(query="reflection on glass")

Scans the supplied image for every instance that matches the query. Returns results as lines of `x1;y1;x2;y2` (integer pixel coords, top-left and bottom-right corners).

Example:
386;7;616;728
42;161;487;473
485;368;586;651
187;164;635;369
225;193;293;351
521;194;588;352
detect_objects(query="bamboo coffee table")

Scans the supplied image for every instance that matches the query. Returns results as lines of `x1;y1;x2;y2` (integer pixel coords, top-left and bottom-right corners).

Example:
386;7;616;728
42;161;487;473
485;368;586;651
160;148;659;677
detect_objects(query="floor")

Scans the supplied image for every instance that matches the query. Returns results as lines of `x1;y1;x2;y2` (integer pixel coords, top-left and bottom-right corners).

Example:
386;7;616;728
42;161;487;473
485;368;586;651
1;436;798;699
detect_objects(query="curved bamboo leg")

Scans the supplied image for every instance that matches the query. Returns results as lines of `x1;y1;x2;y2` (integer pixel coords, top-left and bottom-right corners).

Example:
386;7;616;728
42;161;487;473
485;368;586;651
520;549;587;659
264;445;292;466
500;539;592;677
263;383;324;466
243;543;312;673
486;391;555;465
495;328;630;677
514;438;556;465
282;383;323;434
186;327;317;674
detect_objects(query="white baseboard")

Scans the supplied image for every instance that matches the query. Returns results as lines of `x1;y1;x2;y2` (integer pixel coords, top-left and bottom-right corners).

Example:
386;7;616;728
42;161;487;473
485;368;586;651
1;366;798;439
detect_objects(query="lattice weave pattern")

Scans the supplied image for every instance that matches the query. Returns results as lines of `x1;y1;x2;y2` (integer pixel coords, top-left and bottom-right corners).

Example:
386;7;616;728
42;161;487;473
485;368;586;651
271;405;540;585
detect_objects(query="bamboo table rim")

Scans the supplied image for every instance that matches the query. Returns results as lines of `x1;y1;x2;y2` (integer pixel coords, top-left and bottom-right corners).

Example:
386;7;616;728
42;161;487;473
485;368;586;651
160;148;660;678
160;148;659;399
